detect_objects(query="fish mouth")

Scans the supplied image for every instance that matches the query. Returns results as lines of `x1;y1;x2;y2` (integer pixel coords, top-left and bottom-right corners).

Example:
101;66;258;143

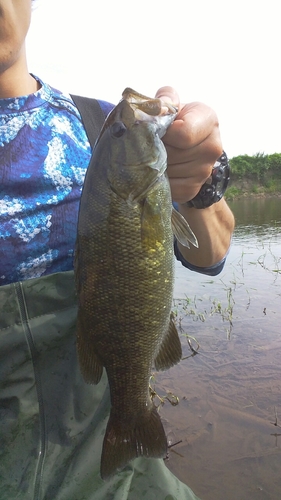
122;87;178;118
121;88;178;140
96;88;178;146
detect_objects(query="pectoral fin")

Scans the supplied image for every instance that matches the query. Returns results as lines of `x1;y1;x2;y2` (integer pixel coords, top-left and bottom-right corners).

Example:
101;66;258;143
154;314;182;371
171;207;198;248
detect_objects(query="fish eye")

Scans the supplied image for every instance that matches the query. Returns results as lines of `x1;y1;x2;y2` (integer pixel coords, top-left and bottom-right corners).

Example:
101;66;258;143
111;121;127;138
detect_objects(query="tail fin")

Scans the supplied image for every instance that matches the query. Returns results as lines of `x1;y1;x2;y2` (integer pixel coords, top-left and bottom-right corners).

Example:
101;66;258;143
100;406;167;480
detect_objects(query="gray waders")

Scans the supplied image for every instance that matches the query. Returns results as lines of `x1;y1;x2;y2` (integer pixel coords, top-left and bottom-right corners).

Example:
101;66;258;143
0;271;200;500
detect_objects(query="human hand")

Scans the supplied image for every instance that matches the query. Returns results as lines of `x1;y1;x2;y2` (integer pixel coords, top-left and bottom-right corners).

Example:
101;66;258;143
155;86;223;204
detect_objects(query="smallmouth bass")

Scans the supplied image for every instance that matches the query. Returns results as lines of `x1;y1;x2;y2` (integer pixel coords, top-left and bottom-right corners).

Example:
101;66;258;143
74;88;198;479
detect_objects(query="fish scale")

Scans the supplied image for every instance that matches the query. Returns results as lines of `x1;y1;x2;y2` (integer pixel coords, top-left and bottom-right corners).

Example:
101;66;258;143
74;88;197;480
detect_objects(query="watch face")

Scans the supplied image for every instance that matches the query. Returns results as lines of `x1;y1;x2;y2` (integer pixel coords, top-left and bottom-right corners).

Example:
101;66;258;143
213;161;230;202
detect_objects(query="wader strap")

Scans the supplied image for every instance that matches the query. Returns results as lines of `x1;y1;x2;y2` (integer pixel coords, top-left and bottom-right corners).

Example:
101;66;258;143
70;94;106;148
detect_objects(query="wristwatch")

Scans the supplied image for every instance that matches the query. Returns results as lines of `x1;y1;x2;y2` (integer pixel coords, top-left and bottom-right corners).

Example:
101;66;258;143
186;151;230;209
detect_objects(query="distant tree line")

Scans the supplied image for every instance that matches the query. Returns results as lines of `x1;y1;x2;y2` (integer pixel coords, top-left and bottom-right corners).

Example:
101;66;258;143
229;153;281;183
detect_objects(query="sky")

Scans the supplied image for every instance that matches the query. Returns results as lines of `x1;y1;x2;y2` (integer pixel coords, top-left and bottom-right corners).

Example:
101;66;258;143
26;0;281;159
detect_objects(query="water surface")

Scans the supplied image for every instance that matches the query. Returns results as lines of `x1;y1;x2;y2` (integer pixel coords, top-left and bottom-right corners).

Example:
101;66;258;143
157;197;281;500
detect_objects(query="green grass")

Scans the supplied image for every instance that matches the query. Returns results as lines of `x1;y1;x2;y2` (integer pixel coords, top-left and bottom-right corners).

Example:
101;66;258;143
224;185;243;200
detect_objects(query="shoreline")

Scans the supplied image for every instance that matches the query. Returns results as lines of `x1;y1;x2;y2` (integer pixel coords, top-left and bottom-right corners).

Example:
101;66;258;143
226;191;281;201
225;179;281;201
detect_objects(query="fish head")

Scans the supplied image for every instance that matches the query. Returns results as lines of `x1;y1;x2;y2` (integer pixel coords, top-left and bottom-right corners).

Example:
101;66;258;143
96;88;178;203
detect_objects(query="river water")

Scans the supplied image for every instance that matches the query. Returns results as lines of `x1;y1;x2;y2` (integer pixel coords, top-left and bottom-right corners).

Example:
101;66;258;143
156;197;281;500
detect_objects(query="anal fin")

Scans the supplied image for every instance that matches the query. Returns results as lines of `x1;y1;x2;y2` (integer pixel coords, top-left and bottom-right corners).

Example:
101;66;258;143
154;314;182;371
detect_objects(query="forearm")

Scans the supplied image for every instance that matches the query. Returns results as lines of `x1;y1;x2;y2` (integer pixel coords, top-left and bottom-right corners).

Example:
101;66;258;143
154;87;235;269
177;198;235;268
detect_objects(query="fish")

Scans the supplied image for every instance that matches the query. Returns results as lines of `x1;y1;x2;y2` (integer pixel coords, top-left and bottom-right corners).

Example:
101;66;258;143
74;88;198;480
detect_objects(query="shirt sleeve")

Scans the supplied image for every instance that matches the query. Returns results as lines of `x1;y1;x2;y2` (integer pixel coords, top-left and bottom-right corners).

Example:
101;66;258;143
174;240;227;276
97;99;115;117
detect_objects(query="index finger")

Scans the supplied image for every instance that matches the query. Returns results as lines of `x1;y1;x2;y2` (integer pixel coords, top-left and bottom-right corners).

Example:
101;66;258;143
166;102;220;149
155;86;180;108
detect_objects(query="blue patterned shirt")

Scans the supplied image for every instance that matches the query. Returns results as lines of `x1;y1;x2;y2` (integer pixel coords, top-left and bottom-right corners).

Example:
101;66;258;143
0;75;112;285
0;76;225;285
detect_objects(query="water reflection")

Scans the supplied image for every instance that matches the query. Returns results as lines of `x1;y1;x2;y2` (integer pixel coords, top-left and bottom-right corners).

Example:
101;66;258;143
160;197;281;500
228;197;281;227
228;197;281;240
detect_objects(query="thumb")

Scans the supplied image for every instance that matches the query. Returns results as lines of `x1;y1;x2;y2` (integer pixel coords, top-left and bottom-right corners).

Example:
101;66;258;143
155;86;180;107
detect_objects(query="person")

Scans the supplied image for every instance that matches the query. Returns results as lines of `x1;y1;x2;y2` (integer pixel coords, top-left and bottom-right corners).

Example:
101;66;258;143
0;1;235;499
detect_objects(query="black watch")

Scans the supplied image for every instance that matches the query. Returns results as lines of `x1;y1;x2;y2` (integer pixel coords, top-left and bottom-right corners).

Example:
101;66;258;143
186;151;230;209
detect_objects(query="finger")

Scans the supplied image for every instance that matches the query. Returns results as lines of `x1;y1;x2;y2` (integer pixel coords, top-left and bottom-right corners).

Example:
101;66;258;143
167;159;213;181
164;102;220;149
154;86;180;107
165;138;222;168
169;177;203;204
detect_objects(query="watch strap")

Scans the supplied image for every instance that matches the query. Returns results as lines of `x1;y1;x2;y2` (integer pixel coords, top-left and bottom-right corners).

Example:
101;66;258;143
186;151;230;209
